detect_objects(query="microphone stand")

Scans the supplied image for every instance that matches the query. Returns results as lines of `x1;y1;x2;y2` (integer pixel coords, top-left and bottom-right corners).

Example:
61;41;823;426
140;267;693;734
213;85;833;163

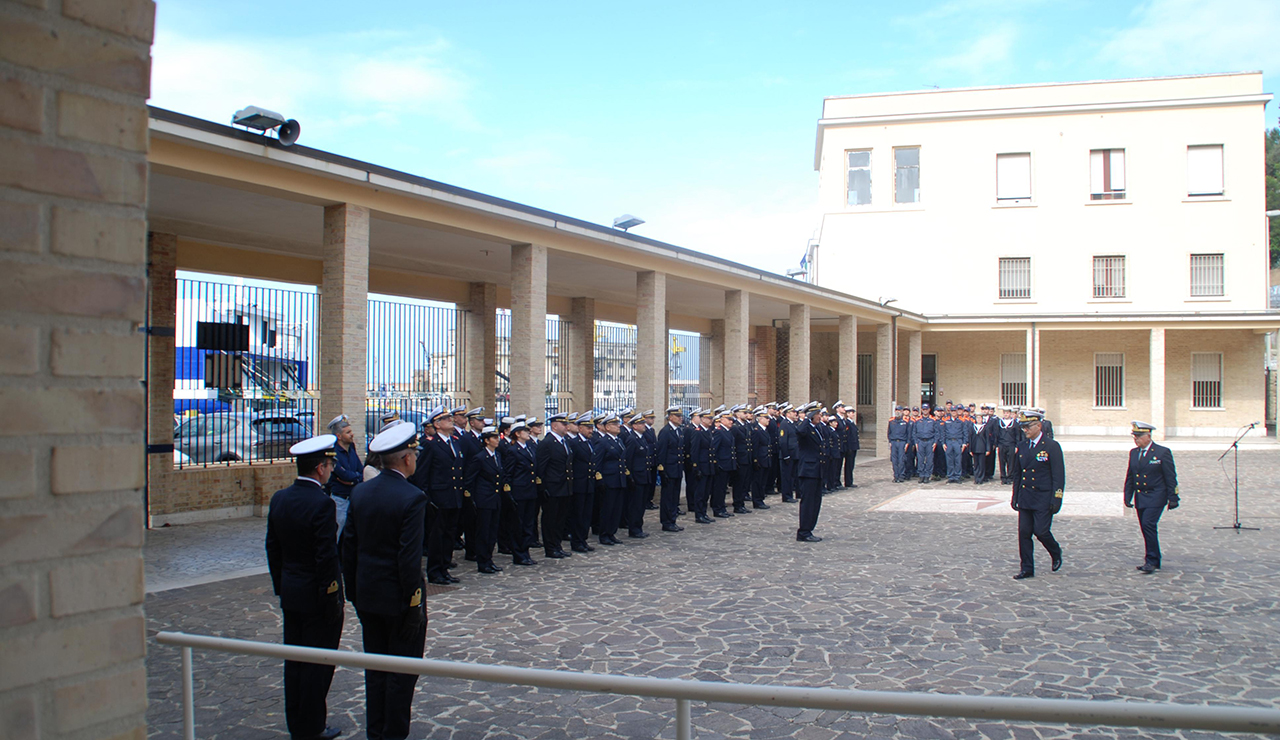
1214;422;1260;531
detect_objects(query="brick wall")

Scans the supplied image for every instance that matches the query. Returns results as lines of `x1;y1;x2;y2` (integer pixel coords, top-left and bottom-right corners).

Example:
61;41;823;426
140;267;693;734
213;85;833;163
809;331;838;404
147;463;295;525
922;330;1026;407
0;0;155;737
1166;328;1264;435
1040;329;1150;431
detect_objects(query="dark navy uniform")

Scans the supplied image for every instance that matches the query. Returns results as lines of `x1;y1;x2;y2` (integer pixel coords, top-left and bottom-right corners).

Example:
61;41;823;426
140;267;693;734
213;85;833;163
655;419;687;530
503;440;539;564
410;433;466;585
569;429;600;552
777;414;799;502
624;426;654;537
970;416;996;484
1124;436;1179;570
1009;424;1065;577
710;422;736;516
750;420;771;507
463;445;503;572
997;415;1020;484
731;416;753;510
687;420;713;519
536;431;574;556
887;415;911;482
842;416;860;487
595;431;629;544
793;414;824;540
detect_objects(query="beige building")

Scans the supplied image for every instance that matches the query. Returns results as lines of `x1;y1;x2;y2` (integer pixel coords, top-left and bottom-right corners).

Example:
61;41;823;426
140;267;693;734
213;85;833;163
815;72;1277;437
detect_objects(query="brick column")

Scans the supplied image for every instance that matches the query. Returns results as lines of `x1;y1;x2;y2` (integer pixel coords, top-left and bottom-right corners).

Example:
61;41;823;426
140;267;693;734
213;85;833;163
147;233;177;515
0;1;154;736
707;319;725;406
724;290;749;404
510;243;548;415
567;297;596;412
463;282;497;414
906;330;923;409
636;271;667;416
752;325;777;404
1150;327;1166;441
789;303;811;402
839;315;858;407
321;204;369;444
876;322;895;457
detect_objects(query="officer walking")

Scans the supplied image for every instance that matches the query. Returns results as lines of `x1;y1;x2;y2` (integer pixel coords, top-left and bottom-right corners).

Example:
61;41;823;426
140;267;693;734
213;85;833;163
887;406;910;483
266;435;345;740
1009;409;1065;580
1124;421;1179;573
340;421;428;740
655;406;687;532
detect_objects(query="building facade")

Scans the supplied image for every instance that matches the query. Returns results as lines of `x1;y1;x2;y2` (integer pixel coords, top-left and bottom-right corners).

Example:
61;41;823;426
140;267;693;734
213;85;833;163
815;72;1276;437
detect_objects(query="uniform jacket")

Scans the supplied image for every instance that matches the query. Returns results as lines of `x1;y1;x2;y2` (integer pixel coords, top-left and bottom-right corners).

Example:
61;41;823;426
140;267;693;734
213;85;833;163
266;478;342;613
340;470;426;616
410;434;466;509
996;418;1021;448
503;442;538;501
778;417;799;460
942;418;971;445
1010;434;1066;511
458;428;483;463
643;426;658;475
329;442;364;498
970;419;996;454
711;426;737;471
655;423;686;476
793;419;824;479
1124;443;1178;509
732;420;752;467
570;434;600;495
750;424;771;469
536;432;574;498
914;417;941;444
464;448;504;510
625;432;655;486
845;419;861;452
596;433;629;488
688;425;711;474
887;418;911;443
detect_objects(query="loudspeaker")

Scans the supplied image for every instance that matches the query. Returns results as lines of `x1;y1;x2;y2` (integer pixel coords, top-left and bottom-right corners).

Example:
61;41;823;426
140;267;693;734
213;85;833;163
277;119;300;146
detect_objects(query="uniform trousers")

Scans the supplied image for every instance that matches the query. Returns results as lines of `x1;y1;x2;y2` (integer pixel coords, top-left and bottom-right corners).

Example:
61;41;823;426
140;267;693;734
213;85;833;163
282;608;342;739
797;476;823;536
915;442;936;480
357;609;426;740
768;456;781;493
1136;506;1163;567
659;472;683;528
457;502;474;556
944;444;963;481
471;507;498;569
904;442;916;478
998;445;1016;482
711;470;731;514
1017;508;1061;574
779;459;795;498
426;507;460;582
689;473;709;515
985;448;998;479
933;443;947;478
731;468;750;507
751;467;767;506
597;485;625;539
624;479;647;536
505;498;537;560
890;441;907;480
568;488;594;548
971;451;990;484
540;495;570;554
842;451;857;486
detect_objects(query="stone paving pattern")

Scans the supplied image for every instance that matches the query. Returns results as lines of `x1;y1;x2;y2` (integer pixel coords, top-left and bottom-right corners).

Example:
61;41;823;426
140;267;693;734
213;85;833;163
145;450;1280;739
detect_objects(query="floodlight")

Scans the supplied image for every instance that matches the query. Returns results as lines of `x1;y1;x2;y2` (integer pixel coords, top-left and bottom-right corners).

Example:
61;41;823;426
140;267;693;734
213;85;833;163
232;106;301;147
612;214;645;231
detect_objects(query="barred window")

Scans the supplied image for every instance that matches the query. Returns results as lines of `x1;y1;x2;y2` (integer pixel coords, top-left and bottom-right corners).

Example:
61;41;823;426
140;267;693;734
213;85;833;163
1191;352;1223;409
999;257;1031;299
856;353;874;406
1092;255;1125;299
1000;353;1027;407
847;150;871;206
1094;353;1125;408
1190;253;1224;296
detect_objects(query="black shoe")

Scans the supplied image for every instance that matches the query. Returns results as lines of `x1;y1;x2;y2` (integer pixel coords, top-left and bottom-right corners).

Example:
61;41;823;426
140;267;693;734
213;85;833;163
571;544;591;553
695;514;714;524
515;555;537;566
532;540;542;548
498;546;512;555
714;510;733;518
448;561;458;569
310;726;342;740
445;574;460;584
1013;571;1034;580
428;576;451;585
753;502;771;510
557;548;572;557
662;524;684;532
545;550;567;559
733;506;750;514
676;508;685;516
645;502;659;510
1136;564;1156;573
849;484;858;488
1052;553;1063;572
598;538;615;546
796;534;822;543
628;531;649;539
781;496;797;503
478;564;502;574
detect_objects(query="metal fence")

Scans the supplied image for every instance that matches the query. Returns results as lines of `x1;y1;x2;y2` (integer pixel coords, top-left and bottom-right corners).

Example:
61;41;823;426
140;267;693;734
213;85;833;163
173;278;318;467
157;630;1280;740
594;321;638;412
669;330;710;411
366;297;468;441
494;309;566;418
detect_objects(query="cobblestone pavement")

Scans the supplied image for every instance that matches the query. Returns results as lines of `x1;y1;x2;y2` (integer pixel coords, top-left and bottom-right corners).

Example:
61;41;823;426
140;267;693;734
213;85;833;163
146;517;269;592
146;450;1280;739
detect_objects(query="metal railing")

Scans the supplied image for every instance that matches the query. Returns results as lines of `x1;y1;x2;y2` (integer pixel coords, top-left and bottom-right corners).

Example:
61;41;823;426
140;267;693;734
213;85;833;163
156;630;1280;740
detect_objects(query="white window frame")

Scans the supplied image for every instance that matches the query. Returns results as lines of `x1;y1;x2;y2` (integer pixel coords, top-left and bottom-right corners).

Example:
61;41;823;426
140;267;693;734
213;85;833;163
1090;148;1126;200
1092;255;1126;299
996;152;1033;203
1191;352;1223;409
1187;144;1224;197
1190;253;1225;297
1094;352;1125;409
893;146;921;205
998;257;1032;300
1000;353;1027;407
846;149;872;207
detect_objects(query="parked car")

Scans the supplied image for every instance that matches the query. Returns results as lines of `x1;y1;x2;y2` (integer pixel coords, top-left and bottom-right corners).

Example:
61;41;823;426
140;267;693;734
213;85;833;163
173;412;310;464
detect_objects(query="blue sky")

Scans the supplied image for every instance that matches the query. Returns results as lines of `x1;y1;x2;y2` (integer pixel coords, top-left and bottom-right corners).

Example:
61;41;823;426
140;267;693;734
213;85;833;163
151;0;1279;275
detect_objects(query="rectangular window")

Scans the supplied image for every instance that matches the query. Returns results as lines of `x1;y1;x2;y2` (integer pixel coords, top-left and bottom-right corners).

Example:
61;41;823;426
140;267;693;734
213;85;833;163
846;150;871;206
856;353;874;406
1094;353;1125;408
1187;145;1224;196
894;147;920;204
1191;352;1223;409
996;152;1032;202
999;257;1031;299
1092;255;1126;299
1090;148;1126;200
1190;253;1224;296
1000;353;1027;407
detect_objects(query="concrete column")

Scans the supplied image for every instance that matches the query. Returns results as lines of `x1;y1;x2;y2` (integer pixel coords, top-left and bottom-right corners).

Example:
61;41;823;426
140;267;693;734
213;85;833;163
708;319;725;405
875;322;896;457
789;303;811;402
724;290;749;404
838;315;858;407
568;297;596;412
1150;327;1166;441
636;271;667;416
510;243;548;415
1027;326;1040;408
322;203;370;445
464;282;497;414
906;330;923;410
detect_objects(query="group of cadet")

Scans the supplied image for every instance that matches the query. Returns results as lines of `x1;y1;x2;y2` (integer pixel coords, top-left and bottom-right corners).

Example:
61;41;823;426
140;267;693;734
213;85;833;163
886;401;1052;486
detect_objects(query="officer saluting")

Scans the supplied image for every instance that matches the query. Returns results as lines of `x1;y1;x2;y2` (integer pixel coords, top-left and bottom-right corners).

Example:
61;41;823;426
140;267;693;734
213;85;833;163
340;421;428;740
265;435;345;740
1124;421;1179;573
1009;408;1065;580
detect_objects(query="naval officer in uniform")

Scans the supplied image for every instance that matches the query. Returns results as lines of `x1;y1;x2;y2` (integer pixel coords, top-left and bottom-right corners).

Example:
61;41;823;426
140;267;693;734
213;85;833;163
341;421;428;740
1124;421;1179;573
266;435;345;740
1009;408;1065;580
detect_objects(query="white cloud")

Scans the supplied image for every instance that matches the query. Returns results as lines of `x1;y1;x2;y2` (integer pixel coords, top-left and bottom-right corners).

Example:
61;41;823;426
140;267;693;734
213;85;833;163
1100;0;1280;76
924;23;1018;79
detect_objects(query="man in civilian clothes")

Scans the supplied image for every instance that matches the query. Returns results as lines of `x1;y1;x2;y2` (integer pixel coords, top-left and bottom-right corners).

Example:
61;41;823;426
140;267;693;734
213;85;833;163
655;406;687;532
1009;408;1065;580
327;414;362;540
1124;421;1180;573
536;412;575;558
778;403;799;503
341;421;427;740
463;424;505;574
793;404;825;542
409;407;466;586
750;407;773;509
266;435;345;740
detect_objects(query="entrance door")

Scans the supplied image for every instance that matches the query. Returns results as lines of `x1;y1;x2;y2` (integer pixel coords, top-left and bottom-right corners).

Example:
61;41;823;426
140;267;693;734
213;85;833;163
921;354;937;409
